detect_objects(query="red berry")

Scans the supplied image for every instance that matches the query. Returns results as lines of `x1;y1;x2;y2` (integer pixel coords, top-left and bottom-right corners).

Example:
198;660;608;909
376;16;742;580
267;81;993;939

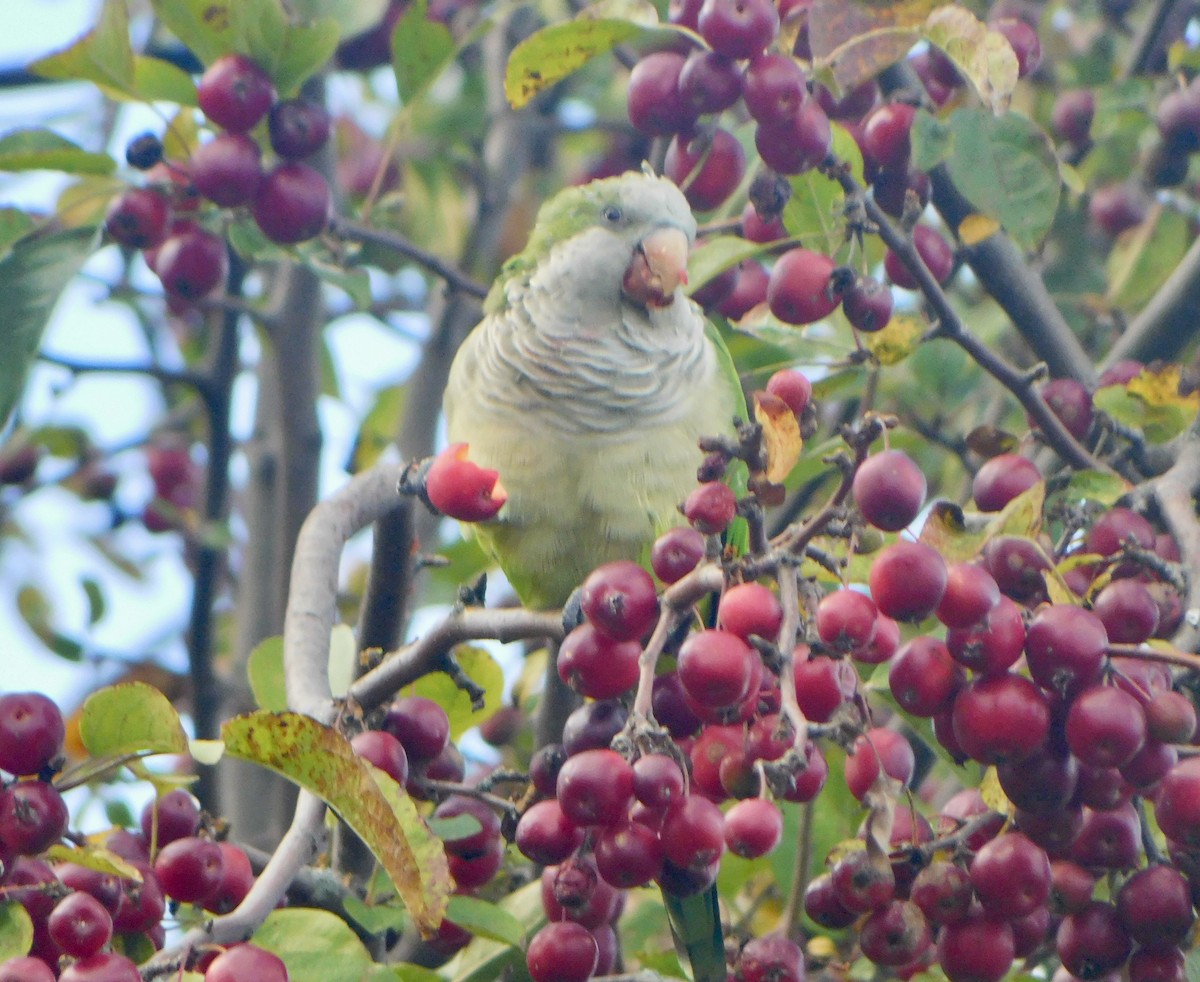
683;481;737;534
717;259;770;319
971;453;1041;512
664;127;745;212
885;225;953;289
991;17;1041;77
203;842;255;914
153;836;225;904
556;749;634;827
1052;88;1095;146
842;275;894;333
557;623;640;699
516;799;583;865
627;52;696;137
0;781;68;854
268;99;332;160
0;692;65;776
383;696;450;764
104;187;171;249
1036;378;1093;441
742;52;807;126
351;730;410;785
0;958;56;982
718;581;783;642
1065;684;1147;769
48;891;113;958
793;649;856;722
677;628;756;709
862;102;916;172
1116;864;1195;946
768;247;838;325
853;449;925;532
951;672;1050;765
526;921;598;982
562;699;627;756
1056;901;1132;980
765;368;812;417
678;51;743;116
816;588;878;653
697;0;779;59
936;563;1000;629
859;899;931;967
580;560;658;641
197;54;276;133
190;132;262;207
1090;182;1149;237
844;727;915;801
155;226;228;300
805;872;858;928
1092;578;1159;643
735;933;804;982
204;944;289;982
868;540;947;622
651;525;706;583
425;443;507;522
1024;603;1108;698
969;831;1051;919
1153;757;1200;848
594;820;663;887
888;635;962;716
252;163;331;244
140;788;201;846
753;99;831;175
661;794;726;872
910;860;973;926
60;953;142;982
936;910;1014;982
723;797;782;858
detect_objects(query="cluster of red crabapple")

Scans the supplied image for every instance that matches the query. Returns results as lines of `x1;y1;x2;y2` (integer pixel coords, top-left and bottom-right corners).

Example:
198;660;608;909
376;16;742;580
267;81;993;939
103;53;333;308
425;351;1200;982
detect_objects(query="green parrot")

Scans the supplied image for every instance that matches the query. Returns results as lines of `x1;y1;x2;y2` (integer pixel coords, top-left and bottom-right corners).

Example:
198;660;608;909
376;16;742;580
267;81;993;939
443;169;743;981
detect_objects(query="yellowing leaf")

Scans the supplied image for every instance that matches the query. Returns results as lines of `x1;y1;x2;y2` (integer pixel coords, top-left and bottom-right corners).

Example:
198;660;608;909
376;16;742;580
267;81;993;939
918;501;986;563
808;0;935;94
0;901;33;963
754;392;803;482
958;213;1000;245
506;19;647;109
1094;365;1200;443
44;844;142;880
222;712;451;935
923;6;1019;114
985;480;1045;541
79;682;189;757
980;766;1013;817
861;312;924;365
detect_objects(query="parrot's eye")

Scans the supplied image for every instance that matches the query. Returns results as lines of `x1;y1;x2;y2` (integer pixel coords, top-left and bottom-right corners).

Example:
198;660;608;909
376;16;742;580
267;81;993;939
601;205;623;224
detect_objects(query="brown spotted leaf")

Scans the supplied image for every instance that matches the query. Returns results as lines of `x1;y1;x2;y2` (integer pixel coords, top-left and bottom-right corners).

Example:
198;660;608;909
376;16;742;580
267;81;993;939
222;712;450;936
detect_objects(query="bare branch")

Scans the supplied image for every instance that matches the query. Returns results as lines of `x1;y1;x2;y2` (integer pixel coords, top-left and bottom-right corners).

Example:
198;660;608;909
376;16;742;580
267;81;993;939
331;217;489;300
1104;235;1200;368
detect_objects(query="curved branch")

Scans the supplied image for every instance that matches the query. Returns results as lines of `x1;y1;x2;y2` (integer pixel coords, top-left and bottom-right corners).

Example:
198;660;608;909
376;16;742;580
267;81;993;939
1103;235;1200;368
39;351;211;393
331;217;488;300
283;462;410;722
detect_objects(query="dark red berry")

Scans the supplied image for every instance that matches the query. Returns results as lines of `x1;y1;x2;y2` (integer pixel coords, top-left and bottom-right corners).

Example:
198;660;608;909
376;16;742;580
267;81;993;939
252;163;331;245
853;449;925;532
0;692;65;776
104;188;171;249
155;226;228;300
268;99;332;159
197;54;276;133
190;133;262;207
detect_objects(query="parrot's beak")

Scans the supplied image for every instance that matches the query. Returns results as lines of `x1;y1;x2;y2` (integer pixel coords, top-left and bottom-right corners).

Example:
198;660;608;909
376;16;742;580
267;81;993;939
623;226;690;308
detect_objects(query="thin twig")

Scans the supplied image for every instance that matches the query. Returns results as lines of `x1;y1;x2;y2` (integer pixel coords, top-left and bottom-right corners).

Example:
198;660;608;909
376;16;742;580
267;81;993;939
332;217;489;299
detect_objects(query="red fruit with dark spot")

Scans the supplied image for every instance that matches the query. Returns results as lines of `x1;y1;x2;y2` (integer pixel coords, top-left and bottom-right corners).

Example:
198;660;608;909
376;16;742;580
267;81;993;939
1156;757;1200;849
383;695;450;764
268;99;332;160
581;560;658;641
526;921;598;982
816;588;878;653
862;102;916;172
1024;603;1108;698
945;593;1025;675
105;187;171;249
153;836;225;904
1091;578;1159;643
140;788;201;846
664;128;745;212
972;453;1041;512
1052;88;1095;146
723;797;783;858
889;635;962;716
1056;901;1132;981
0;781;68;854
1066;684;1147;769
768;247;838;325
742;52;807;126
1116;864;1195;946
765;368;812;416
557;623;640;699
252;163;331;244
937;910;1015;982
197;54;276;133
970;831;1051;919
678;51;743;116
718;582;783;642
651;525;706;583
204;944;289;982
697;0;779;59
155;226;228;300
555;749;634;827
352;730;410;785
627;52;695;137
844;727;915;800
48;891;113;959
735;933;805;982
683;481;737;534
0;692;65;777
1035;378;1093;441
842;275;894;332
754;100;831;175
951;673;1050;765
677;628;757;709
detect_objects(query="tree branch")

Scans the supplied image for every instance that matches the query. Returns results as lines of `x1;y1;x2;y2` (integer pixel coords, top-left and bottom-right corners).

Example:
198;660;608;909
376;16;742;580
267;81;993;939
1103;235;1200;368
331;217;488;300
39;351;211;393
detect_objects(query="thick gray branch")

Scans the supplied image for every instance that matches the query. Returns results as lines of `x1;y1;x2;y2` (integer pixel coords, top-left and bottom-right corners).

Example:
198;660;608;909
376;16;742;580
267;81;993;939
1104;235;1200;368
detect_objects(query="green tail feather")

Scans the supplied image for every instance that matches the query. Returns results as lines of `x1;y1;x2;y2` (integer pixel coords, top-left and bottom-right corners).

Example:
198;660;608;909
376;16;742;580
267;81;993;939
662;884;725;982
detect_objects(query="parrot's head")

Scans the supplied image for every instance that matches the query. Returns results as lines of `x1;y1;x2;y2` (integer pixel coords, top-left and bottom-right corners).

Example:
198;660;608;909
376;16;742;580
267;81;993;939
490;170;698;313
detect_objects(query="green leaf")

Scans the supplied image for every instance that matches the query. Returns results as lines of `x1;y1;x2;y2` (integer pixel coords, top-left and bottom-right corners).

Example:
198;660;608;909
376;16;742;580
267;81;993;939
1094;366;1200;444
29;0;135;96
0;130;114;175
910;109;954;172
409;645;504;740
229;0;339;94
82;577;106;626
687;235;771;294
0;225;97;426
352;385;407;473
43;844;142;880
341;893;408;935
444;894;526;948
253;907;398;982
222;712;451;935
1061;469;1132;506
16;584;84;661
247;636;289;712
151;0;237;68
506;19;647;109
0;209;35;261
439;879;546;982
131;56;198;105
1105;204;1190;311
940;108;1061;251
328;624;356;698
783;166;844;256
0;902;34;962
79;682;190;757
290;0;389;37
392;0;455;104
